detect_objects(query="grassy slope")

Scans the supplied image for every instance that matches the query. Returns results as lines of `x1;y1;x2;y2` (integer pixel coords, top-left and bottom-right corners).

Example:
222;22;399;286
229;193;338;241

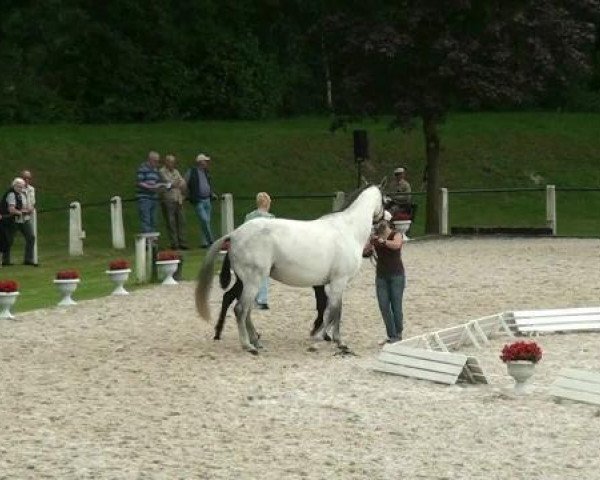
0;112;599;312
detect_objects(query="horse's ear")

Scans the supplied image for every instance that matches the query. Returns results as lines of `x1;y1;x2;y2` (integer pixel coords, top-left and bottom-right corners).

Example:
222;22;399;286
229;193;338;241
379;176;389;190
360;175;370;187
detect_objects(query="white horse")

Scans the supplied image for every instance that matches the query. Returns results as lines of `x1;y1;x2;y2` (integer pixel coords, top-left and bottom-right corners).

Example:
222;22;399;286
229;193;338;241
195;184;386;354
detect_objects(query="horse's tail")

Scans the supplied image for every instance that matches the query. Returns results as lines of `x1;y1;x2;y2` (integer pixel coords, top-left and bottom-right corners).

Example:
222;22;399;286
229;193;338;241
195;236;230;322
219;252;232;289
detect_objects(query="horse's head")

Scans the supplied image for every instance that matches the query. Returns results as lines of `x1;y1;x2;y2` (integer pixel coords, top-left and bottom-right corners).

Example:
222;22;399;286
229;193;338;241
372;177;389;223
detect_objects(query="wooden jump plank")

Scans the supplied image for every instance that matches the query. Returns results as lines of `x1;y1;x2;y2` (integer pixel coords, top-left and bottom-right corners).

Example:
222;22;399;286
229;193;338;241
375;344;488;385
513;307;600;318
514;314;600;326
373;363;461;385
378;352;463;375
559;368;600;384
382;344;467;364
550;368;600;406
518;323;600;333
397;336;423;348
550;386;600;406
553;378;600;395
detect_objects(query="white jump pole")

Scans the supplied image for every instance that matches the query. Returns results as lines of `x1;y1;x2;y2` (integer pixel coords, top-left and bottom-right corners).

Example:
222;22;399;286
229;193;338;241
546;184;557;235
220;193;234;236
110;196;126;249
332;191;345;212
69;201;85;256
439;187;449;235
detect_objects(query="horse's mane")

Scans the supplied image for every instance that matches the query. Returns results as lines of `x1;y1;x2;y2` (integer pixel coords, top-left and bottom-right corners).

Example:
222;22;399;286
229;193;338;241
336;184;373;212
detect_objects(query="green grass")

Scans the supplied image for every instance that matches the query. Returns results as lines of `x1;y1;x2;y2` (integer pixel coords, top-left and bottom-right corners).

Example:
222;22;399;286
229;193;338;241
5;245;207;314
1;112;599;313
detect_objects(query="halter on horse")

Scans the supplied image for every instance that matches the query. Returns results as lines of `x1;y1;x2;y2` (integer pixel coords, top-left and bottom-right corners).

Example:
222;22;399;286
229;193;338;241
195;183;386;354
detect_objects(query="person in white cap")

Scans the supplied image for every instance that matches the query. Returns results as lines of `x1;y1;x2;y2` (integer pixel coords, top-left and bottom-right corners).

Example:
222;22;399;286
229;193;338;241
393;167;412;204
185;153;217;248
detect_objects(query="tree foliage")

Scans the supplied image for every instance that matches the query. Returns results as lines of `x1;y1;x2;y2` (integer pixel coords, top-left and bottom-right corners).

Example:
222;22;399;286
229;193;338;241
0;0;598;129
323;0;599;232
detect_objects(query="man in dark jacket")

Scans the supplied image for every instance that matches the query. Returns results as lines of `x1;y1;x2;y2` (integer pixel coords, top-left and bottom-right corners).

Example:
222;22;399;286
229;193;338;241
0;177;36;266
185;153;217;248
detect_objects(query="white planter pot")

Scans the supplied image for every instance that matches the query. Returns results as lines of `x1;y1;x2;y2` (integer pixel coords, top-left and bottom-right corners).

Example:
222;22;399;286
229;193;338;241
106;269;131;295
0;291;19;319
53;279;80;306
506;360;536;395
156;259;180;285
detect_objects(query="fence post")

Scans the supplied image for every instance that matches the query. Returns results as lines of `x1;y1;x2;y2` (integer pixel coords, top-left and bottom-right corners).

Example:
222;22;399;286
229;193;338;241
31;209;39;264
135;235;147;282
110;196;126;249
221;193;235;236
439;188;449;235
69;201;85;256
546;184;557;235
134;232;160;283
332;191;345;211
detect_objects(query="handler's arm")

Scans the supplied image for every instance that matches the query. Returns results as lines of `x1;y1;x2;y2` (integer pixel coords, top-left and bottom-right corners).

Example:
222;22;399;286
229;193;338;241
383;232;403;250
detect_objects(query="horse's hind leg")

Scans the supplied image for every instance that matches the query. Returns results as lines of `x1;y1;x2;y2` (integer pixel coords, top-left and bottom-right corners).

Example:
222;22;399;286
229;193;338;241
234;291;259;354
214;279;243;340
246;311;262;349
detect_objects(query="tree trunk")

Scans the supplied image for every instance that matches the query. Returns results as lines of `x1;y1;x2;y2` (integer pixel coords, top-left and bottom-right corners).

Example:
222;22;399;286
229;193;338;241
423;114;441;234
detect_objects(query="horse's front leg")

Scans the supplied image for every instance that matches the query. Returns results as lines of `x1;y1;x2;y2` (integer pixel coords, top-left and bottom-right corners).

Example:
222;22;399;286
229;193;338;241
310;285;331;341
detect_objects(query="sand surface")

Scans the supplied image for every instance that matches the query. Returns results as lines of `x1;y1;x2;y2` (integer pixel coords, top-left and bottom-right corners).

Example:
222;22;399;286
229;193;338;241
1;237;600;479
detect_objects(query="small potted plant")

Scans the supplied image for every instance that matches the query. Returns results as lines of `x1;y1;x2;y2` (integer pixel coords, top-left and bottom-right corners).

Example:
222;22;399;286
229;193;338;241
155;250;181;285
0;279;19;319
500;340;543;394
54;269;81;306
106;259;131;295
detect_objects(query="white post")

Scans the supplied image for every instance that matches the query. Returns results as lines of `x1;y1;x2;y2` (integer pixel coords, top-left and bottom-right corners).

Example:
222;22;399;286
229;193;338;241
69;201;85;256
546;185;557;235
135;232;160;283
135;235;147;282
110;196;126;249
439;188;449;235
220;193;235;236
332;191;345;212
31;209;39;264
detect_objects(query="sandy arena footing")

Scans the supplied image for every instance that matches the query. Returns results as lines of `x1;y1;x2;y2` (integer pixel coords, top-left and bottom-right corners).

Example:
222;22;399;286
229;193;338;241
1;237;599;479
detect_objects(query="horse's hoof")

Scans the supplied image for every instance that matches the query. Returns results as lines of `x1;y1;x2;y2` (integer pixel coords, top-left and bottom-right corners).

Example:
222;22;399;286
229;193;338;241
310;331;325;342
213;336;221;341
333;348;356;357
247;348;259;355
323;333;332;342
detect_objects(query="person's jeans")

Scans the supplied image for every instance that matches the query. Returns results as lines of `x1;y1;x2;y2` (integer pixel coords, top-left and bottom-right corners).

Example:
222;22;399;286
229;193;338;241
375;274;405;341
193;198;214;246
138;197;157;233
256;277;269;305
